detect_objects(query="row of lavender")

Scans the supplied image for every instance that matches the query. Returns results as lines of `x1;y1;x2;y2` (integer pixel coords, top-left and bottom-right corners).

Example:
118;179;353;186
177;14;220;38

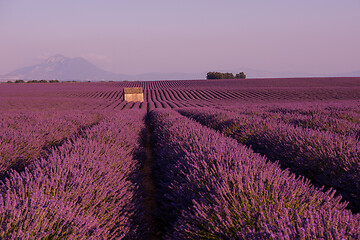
149;109;360;239
0;110;146;239
77;87;360;110
221;100;360;139
178;104;360;213
105;99;220;111
0;110;104;179
0;96;109;111
254;111;360;140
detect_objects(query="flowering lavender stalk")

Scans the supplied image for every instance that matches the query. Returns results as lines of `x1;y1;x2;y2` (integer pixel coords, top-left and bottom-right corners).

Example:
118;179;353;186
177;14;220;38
0;110;104;178
0;110;146;239
178;107;360;213
150;109;359;239
222;101;360;139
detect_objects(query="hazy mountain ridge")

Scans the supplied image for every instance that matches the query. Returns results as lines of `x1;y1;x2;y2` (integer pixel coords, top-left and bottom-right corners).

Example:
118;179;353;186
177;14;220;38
0;55;359;81
2;55;129;81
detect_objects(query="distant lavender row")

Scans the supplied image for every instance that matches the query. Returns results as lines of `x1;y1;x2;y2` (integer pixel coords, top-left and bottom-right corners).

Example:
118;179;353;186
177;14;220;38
0;96;109;111
0;110;104;178
50;79;360;109
222;100;360;124
267;104;360;126
149;109;359;239
178;108;360;212
220;101;360;140
256;111;360;140
2;78;360;111
78;87;360;109
104;99;218;111
0;110;145;239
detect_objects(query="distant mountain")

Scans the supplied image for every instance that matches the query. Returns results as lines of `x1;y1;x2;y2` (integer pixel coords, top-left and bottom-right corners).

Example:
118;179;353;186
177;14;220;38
1;55;130;81
0;55;208;81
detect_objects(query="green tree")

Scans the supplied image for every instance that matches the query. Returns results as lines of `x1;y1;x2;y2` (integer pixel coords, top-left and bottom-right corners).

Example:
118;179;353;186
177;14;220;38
222;72;235;79
27;80;39;83
207;72;244;79
207;72;217;79
235;72;246;79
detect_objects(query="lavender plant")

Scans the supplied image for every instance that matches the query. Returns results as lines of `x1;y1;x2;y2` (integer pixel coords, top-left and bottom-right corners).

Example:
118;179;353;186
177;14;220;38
0;110;104;178
0;110;146;239
223;101;360;139
178;107;360;213
150;109;360;239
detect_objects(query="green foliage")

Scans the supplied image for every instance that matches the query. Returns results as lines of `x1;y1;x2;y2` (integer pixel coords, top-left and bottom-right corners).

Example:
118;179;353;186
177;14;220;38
15;80;25;83
49;80;60;83
207;72;246;79
235;72;246;79
27;80;39;83
27;80;51;83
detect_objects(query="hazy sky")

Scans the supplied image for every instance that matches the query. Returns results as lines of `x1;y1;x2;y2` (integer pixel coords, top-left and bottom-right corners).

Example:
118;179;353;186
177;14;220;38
0;0;359;75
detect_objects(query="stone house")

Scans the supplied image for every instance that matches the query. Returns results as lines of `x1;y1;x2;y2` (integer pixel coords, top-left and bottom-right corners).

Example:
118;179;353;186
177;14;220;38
123;87;144;102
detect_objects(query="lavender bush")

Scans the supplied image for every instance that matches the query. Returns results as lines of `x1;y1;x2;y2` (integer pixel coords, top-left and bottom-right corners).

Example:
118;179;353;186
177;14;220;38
0;110;146;239
222;101;360;139
262;112;360;139
0;110;104;178
178;107;360;212
150;109;360;239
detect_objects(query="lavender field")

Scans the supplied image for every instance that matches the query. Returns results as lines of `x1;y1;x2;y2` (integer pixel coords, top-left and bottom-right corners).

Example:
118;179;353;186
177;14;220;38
1;77;360;239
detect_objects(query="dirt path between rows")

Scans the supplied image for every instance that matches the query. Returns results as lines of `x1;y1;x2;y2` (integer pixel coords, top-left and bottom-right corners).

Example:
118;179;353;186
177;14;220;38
141;107;160;239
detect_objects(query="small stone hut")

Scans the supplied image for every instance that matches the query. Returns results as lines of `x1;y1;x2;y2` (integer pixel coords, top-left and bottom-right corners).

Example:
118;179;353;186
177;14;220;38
123;87;144;102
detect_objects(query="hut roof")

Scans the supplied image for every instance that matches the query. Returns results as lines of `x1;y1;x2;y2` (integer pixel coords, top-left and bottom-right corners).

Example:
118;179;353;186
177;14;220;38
123;87;143;94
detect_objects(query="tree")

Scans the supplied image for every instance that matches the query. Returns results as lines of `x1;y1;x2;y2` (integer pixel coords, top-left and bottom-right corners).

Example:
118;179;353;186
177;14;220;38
207;72;218;79
235;72;246;79
223;72;235;79
15;80;25;83
27;80;39;83
207;71;245;79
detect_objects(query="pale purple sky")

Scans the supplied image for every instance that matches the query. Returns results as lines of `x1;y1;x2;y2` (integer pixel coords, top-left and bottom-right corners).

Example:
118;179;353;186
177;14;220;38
0;0;359;75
